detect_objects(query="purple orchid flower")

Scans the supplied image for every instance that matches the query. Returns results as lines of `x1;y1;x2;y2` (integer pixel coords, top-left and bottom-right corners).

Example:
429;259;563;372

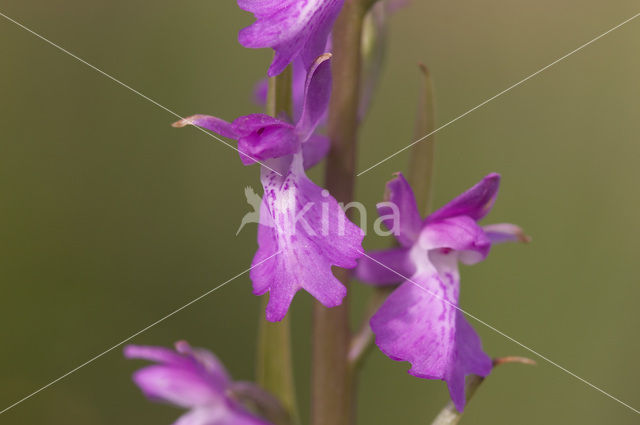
355;172;528;412
253;0;407;121
238;0;345;77
124;341;271;425
173;54;364;322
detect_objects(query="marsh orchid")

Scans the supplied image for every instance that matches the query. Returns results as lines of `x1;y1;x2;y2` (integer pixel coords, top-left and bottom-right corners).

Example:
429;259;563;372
238;0;345;77
124;341;270;425
174;54;363;322
356;172;528;411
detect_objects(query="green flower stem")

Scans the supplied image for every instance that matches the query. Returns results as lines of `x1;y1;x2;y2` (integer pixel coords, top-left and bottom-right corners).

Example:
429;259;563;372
348;285;395;369
267;65;293;119
430;357;536;425
256;65;299;425
408;63;437;214
312;1;368;425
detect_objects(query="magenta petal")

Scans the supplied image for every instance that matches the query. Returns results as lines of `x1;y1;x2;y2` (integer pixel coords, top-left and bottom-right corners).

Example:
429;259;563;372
228;114;298;165
238;0;344;77
426;173;501;223
418;216;491;264
355;247;415;285
132;365;222;408
371;272;459;379
172;113;299;165
371;270;491;413
291;58;311;122
237;125;299;165
172;115;238;139
250;153;363;321
232;114;287;132
174;112;299;165
173;406;270;425
302;134;329;169
125;343;231;408
298;2;341;68
174;341;231;389
483;223;531;244
377;173;423;247
296;54;332;141
172;408;219;425
237;0;294;16
125;343;270;424
446;311;493;411
124;345;188;366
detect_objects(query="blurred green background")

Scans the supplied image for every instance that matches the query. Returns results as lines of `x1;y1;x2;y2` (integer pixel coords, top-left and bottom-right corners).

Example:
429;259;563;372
1;0;639;424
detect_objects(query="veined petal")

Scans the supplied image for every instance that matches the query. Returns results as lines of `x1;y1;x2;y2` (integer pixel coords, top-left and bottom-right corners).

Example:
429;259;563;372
172;113;298;165
172;115;238;139
370;266;491;413
371;270;459;380
446;311;493;411
238;126;298;165
175;341;231;389
126;343;232;409
377;172;423;247
124;345;189;366
418;216;491;264
173;407;225;425
426;173;501;224
483;223;531;244
296;53;332;141
355;247;415;285
132;365;223;408
238;0;344;76
173;406;270;425
298;4;340;68
250;153;363;321
237;0;299;17
232;115;297;165
126;343;271;425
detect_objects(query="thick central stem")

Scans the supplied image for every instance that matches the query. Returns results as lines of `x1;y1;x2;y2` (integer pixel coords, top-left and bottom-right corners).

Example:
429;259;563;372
312;1;366;425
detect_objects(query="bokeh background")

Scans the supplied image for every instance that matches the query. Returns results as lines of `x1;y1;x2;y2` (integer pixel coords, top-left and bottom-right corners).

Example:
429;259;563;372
1;0;639;424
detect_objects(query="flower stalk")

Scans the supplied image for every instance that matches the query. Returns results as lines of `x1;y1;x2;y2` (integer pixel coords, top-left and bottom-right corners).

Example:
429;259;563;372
348;285;394;369
429;357;536;425
408;63;436;214
257;66;299;424
312;1;368;425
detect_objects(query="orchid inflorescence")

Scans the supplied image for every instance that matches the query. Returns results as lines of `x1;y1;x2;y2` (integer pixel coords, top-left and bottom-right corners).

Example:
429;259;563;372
124;1;530;424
